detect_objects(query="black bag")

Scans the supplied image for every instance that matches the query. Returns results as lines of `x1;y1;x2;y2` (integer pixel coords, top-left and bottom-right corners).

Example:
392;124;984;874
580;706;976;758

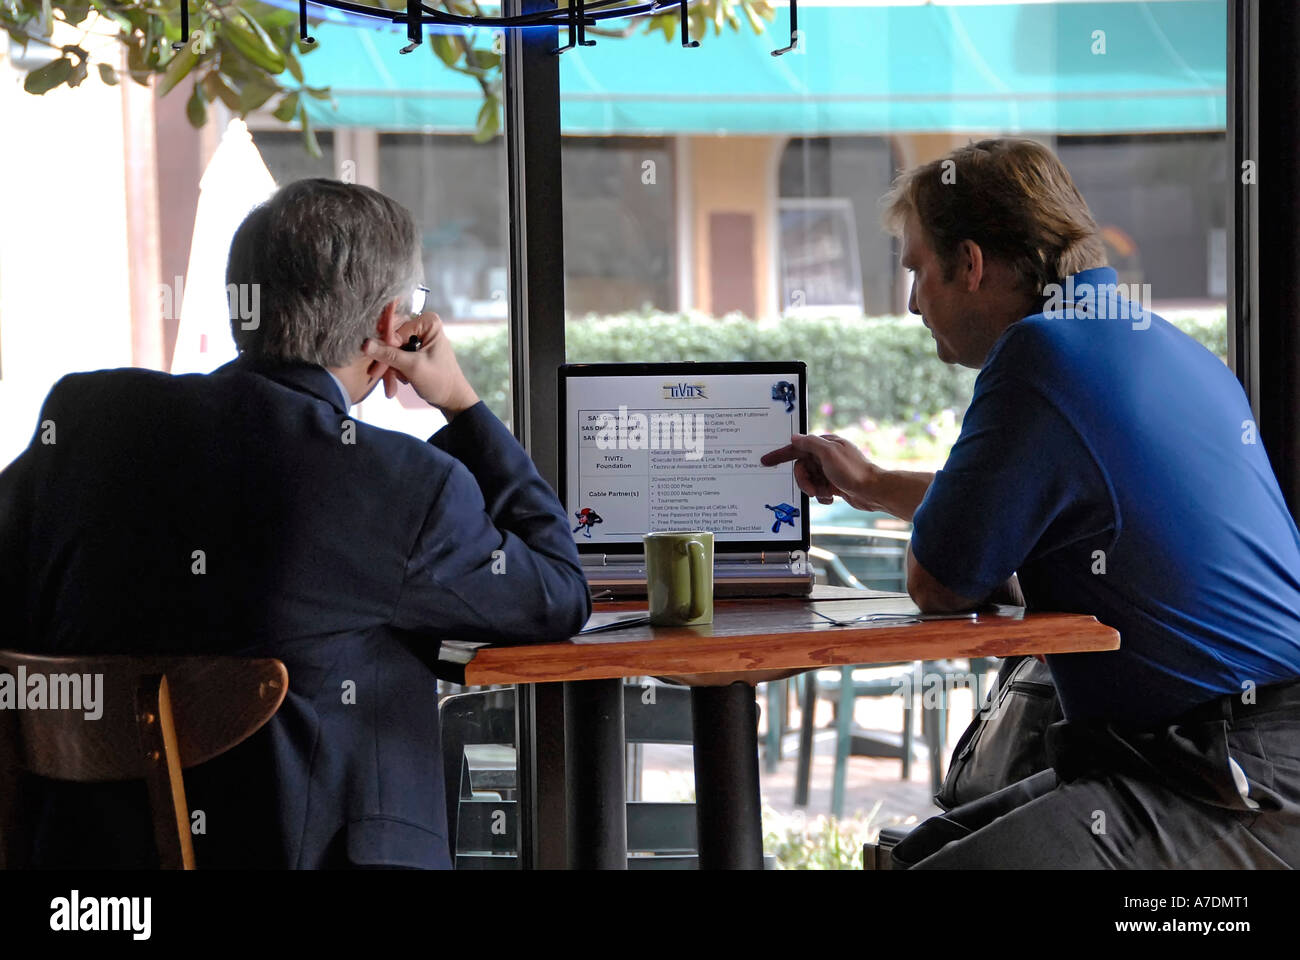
934;655;1063;811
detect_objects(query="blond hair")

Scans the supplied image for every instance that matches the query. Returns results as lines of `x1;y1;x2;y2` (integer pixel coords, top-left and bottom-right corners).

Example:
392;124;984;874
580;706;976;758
882;138;1107;295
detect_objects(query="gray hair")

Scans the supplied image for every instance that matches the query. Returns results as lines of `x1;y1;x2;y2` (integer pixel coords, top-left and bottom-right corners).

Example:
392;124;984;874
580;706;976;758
226;178;419;367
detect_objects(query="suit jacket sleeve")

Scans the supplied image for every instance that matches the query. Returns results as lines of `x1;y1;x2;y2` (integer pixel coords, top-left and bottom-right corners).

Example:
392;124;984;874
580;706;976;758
0;391;52;649
0;450;32;647
391;401;591;643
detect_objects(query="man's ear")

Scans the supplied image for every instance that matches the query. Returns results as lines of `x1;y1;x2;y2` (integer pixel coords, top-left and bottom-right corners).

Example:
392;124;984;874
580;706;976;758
373;299;405;348
957;239;985;293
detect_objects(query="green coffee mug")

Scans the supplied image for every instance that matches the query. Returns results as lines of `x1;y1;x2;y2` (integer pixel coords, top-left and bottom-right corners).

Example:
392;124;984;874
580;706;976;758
643;531;714;626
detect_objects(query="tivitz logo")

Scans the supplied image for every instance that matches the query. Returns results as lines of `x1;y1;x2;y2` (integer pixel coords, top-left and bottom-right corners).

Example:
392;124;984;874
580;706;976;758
50;891;151;940
1041;275;1153;330
594;406;705;461
0;668;103;720
662;382;707;400
156;275;261;330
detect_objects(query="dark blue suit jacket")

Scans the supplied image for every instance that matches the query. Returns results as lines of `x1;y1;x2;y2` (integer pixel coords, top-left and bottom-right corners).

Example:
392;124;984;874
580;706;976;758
0;353;590;868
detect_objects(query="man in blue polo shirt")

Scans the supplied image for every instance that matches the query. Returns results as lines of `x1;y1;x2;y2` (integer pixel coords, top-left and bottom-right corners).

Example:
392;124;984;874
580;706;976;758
763;138;1300;868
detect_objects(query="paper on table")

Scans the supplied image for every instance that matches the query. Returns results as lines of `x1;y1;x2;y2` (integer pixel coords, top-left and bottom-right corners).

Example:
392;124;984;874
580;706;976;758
575;611;652;641
438;640;489;664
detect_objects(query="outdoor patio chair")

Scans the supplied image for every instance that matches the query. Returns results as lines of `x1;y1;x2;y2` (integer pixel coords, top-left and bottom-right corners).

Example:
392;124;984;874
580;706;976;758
790;533;998;818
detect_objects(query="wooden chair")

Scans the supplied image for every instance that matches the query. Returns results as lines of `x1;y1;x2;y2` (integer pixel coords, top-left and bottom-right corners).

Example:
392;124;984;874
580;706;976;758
0;651;288;869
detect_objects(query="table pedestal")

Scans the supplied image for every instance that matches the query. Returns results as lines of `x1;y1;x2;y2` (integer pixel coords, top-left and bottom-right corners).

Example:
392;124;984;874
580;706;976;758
564;678;627;869
691;682;765;869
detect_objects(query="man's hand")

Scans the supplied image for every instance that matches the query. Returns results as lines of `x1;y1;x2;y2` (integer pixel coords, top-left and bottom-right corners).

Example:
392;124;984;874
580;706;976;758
760;433;883;510
362;312;479;419
761;434;935;521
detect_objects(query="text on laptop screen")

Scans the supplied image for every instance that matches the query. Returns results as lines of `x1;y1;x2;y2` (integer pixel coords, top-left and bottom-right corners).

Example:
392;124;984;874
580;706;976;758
562;366;806;549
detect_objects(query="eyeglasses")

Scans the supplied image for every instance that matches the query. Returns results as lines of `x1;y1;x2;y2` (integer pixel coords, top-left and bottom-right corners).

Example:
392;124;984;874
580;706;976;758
410;284;430;320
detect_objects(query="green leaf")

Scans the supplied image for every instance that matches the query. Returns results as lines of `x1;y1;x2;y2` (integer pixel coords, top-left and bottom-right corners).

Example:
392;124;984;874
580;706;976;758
5;28;30;54
431;32;460;67
216;39;256;83
303;85;332;100
126;35;153;86
67;55;88;88
139;16;163;68
98;62;119;85
271;90;299;121
299;104;322;158
284;46;304;82
237;73;279;112
465;48;500;70
244;2;297;32
23;57;71;95
689;8;705;38
222;9;286;75
62;0;91;26
239;7;289;69
157;41;199;97
473;94;499;143
186;83;207;127
203;71;242;111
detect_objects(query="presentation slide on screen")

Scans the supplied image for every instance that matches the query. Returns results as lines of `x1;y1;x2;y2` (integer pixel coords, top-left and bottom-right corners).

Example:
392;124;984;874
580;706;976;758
564;372;803;545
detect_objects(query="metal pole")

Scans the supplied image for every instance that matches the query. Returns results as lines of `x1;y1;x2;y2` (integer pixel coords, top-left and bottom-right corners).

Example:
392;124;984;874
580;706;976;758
564;679;627;868
504;0;568;869
1249;0;1300;517
691;683;765;869
794;671;817;806
1228;0;1259;416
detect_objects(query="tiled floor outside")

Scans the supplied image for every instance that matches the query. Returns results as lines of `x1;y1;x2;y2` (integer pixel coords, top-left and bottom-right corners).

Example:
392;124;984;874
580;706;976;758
634;676;985;865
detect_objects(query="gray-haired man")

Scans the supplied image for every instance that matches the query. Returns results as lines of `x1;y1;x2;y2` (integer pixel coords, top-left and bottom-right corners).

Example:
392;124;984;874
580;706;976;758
0;178;590;868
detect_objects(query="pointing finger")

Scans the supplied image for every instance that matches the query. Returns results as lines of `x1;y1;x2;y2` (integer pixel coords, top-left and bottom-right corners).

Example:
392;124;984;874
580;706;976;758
760;443;798;466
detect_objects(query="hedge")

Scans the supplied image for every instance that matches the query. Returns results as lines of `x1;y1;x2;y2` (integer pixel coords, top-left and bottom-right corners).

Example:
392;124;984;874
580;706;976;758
453;309;1229;431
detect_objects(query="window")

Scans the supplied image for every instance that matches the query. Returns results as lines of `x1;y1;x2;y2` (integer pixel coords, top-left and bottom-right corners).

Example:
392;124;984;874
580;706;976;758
563;136;676;316
557;0;1230;860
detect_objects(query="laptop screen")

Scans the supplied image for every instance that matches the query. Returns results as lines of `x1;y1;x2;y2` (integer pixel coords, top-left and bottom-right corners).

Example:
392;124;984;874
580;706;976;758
559;361;810;554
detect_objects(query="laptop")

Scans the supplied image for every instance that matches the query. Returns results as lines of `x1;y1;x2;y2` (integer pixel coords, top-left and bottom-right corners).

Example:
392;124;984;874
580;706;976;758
559;361;814;599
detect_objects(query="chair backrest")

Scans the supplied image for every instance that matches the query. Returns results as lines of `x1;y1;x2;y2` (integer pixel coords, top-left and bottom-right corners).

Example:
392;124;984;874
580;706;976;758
810;527;910;591
0;651;288;870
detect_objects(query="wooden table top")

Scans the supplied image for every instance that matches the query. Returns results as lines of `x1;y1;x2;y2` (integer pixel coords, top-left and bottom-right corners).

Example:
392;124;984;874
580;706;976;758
451;586;1120;687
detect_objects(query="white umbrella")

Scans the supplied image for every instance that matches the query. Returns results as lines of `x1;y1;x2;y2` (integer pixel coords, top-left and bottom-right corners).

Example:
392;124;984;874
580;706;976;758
171;118;277;375
168;121;447;439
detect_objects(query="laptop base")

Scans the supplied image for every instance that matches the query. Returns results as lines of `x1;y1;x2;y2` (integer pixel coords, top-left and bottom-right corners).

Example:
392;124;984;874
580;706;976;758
585;561;815;600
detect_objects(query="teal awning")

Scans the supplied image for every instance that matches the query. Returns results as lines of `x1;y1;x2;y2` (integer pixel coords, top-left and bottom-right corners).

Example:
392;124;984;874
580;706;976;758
291;1;1226;135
